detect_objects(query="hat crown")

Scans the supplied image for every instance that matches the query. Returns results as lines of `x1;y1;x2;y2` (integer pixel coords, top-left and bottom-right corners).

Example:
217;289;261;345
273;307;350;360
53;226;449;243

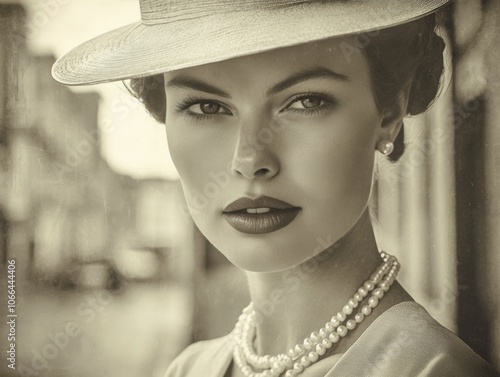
140;0;331;24
54;0;449;85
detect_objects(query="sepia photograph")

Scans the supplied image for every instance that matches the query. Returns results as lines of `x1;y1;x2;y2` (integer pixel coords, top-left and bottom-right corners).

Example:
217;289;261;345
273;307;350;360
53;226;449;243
1;0;499;376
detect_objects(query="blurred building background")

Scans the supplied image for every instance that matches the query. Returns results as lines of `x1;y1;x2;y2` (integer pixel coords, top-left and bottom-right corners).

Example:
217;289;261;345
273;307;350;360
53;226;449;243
0;0;499;376
376;0;500;369
1;3;202;377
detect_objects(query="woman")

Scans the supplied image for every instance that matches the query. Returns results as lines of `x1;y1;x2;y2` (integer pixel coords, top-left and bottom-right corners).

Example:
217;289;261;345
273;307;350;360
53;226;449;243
52;0;498;376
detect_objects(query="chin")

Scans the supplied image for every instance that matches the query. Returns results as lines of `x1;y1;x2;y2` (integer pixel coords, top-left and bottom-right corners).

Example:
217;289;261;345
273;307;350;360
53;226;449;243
213;232;328;273
192;207;361;273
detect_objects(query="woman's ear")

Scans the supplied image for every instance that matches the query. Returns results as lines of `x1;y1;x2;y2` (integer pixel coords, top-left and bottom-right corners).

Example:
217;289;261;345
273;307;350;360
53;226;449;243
377;82;412;144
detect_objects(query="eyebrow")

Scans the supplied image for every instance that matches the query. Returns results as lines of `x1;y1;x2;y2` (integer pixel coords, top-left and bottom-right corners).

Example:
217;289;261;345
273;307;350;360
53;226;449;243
166;75;231;98
165;66;350;98
267;66;350;96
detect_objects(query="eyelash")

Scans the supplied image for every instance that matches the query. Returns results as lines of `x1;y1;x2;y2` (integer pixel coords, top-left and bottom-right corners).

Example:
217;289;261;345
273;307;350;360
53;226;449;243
175;95;230;122
282;91;340;116
174;91;339;121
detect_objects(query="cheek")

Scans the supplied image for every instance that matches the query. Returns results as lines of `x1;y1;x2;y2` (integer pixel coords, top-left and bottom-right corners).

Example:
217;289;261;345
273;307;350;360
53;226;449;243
335;115;377;185
165;124;229;214
290;102;379;212
166;125;202;196
329;92;380;182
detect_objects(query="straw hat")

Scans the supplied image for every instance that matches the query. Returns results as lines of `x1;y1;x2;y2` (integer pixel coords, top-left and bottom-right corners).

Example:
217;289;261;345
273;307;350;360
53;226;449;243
52;0;449;86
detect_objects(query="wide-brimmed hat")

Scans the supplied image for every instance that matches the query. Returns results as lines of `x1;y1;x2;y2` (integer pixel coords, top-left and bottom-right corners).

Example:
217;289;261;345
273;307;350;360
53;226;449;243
52;0;449;86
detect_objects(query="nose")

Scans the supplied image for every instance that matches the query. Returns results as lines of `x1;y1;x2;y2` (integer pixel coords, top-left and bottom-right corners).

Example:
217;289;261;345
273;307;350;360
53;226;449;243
230;118;280;180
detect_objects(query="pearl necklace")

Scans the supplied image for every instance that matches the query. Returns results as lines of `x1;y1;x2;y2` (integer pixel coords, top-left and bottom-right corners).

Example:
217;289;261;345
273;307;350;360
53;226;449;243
231;252;400;377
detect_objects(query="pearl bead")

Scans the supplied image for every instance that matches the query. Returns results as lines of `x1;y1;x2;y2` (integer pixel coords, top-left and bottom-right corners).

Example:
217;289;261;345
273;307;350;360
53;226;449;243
285;370;296;377
373;288;384;299
364;281;375;291
355;313;365;323
329;332;340;343
293;363;304;373
315;343;326;356
300;356;311;367
319;328;328;338
322;338;332;348
358;287;368;297
303;338;313;350
337;325;348;337
310;331;320;343
342;304;353;315
368;296;379;308
308;351;319;362
288;349;297;359
362;305;372;315
337;312;346;322
354;293;362;302
284;357;294;368
346;319;356;330
294;345;304;354
325;322;335;332
330;317;341;327
379;281;389;291
348;298;358;308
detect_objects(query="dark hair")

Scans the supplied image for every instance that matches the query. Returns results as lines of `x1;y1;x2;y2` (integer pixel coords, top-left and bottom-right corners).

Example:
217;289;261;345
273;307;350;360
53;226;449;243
126;13;445;162
362;13;446;161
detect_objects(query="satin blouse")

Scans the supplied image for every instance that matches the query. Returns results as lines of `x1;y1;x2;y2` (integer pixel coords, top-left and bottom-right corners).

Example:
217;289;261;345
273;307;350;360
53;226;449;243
164;301;498;377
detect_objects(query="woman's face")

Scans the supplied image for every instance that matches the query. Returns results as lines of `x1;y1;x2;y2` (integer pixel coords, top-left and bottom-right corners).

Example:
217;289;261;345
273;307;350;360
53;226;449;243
164;37;394;272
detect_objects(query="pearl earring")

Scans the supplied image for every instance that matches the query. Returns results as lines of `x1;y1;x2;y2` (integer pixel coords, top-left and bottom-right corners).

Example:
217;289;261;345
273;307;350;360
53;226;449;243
378;141;394;156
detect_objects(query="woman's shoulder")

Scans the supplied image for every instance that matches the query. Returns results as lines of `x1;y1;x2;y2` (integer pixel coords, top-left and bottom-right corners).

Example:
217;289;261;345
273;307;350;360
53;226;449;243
163;335;233;377
331;301;498;376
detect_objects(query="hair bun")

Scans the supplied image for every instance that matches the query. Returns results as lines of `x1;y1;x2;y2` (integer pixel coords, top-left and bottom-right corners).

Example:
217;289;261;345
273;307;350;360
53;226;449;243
407;28;446;116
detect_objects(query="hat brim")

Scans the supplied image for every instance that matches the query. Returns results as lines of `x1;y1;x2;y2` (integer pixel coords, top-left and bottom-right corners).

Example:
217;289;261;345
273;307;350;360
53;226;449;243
52;1;448;86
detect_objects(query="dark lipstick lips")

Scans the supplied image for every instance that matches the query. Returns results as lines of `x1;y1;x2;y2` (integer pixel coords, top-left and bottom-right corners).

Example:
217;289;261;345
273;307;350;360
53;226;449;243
222;196;301;234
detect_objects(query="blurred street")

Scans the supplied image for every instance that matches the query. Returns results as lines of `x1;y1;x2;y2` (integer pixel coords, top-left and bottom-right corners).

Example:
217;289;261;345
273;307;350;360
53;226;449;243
5;281;191;377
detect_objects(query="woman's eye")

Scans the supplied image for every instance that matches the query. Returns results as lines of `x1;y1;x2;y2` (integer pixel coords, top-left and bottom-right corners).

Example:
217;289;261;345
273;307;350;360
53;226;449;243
289;97;324;110
189;101;229;115
281;93;339;116
175;97;233;120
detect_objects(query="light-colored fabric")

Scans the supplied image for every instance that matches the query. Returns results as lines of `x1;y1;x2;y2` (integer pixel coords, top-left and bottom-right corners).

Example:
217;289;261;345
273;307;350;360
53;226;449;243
164;301;498;377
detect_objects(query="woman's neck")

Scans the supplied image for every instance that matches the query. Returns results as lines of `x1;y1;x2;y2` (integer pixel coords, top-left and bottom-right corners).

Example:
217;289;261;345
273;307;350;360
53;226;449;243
243;208;411;357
